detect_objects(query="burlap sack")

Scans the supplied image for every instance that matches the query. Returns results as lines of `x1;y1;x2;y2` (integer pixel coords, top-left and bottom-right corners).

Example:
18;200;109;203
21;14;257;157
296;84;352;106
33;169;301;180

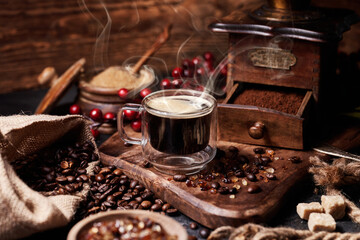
0;114;98;239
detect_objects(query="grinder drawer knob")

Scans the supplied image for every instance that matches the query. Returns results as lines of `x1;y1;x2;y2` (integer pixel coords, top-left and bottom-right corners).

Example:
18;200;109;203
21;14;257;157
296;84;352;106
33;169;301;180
249;121;265;139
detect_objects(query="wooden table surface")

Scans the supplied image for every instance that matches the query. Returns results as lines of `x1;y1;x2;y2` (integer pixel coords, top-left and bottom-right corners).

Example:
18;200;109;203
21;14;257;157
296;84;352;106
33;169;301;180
1;86;360;239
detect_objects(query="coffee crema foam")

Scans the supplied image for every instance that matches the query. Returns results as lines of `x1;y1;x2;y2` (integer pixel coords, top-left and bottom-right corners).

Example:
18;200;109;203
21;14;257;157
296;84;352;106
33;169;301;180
146;95;213;118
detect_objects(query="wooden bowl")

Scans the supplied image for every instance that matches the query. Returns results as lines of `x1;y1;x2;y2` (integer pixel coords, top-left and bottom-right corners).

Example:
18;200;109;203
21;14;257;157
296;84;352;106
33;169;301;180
76;66;156;134
67;210;188;240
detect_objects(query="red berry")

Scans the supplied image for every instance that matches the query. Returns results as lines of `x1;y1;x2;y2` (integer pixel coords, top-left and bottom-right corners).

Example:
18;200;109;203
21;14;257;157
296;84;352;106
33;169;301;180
203;52;214;62
124;110;137;120
69;104;81;114
196;67;206;76
140;88;152;98
89;108;103;121
192;57;202;66
91;128;99;138
131;120;141;132
182;59;194;70
220;64;227;76
118;88;129;99
171;67;183;78
160;78;172;89
103;112;116;122
172;79;183;89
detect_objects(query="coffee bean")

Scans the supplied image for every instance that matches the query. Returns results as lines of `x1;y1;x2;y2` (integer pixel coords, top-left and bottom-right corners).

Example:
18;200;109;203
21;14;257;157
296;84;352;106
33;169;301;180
135;184;145;191
162;203;171;212
95;174;105;182
65;184;75;193
77;168;87;174
253;147;265;154
199;229;210;238
246;173;257;182
188;236;197;240
210;182;220;189
173;174;187;182
155;199;164;205
113;168;122;176
266;173;276;180
166;208;178;215
260;156;271;166
100;167;111;175
247;185;261;193
229;188;237;194
235;169;245;177
130;180;139;189
60;161;69;169
141;200;152;209
66;175;76;183
218;187;229;195
79;174;89;182
222;178;231;184
56;176;67;183
189;222;198;230
141;192;153;200
228;146;239;153
151;203;162;211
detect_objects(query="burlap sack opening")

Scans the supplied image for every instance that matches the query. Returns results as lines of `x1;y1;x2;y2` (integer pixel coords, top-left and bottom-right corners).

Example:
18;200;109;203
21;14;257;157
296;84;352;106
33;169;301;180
0;114;99;240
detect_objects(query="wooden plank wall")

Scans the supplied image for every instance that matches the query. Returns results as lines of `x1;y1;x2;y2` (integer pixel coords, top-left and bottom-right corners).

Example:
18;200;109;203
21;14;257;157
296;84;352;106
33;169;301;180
0;0;358;94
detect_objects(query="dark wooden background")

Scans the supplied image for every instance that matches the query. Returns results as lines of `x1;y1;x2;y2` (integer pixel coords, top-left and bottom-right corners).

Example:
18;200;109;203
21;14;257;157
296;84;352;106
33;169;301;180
0;0;359;94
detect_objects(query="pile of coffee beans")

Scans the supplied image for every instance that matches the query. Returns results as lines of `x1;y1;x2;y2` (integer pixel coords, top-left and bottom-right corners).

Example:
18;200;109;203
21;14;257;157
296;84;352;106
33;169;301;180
172;146;282;196
78;216;177;240
12;141;98;195
76;164;178;219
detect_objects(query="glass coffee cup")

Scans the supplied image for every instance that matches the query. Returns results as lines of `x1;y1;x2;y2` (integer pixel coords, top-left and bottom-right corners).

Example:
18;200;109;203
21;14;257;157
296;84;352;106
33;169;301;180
118;89;217;175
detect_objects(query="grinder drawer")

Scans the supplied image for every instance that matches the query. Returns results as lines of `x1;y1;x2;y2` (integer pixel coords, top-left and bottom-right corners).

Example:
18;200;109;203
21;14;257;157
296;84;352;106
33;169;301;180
217;88;313;149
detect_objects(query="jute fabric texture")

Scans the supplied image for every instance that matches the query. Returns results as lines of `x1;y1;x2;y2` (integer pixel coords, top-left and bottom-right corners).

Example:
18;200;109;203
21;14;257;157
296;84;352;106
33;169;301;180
0;114;98;239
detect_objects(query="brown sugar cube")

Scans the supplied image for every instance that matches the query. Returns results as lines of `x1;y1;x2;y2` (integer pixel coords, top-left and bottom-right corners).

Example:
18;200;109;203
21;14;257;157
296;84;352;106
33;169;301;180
308;213;336;232
321;195;346;220
296;202;324;220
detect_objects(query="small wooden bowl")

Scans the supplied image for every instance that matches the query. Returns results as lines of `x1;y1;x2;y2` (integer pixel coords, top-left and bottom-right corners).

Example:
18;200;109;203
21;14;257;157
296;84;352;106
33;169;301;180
67;210;188;240
76;66;155;134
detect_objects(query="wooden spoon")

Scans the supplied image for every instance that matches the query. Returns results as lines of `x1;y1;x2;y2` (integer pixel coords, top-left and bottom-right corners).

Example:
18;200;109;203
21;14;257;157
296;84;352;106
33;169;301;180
35;58;86;114
130;24;172;75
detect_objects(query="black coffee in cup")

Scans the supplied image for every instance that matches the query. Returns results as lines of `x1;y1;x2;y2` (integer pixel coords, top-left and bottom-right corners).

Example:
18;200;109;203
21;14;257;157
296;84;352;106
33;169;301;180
145;95;214;155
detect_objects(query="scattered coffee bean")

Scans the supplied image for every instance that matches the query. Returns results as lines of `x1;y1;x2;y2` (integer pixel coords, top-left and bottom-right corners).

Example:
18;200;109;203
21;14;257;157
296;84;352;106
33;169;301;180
210;182;220;189
190;222;198;230
151;203;162;211
247;185;261;193
265;173;276;180
199;229;210;238
188;235;197;240
218;187;229;195
253;147;265;154
173;174;187;182
140;200;152;209
166;208;178;215
162;203;171;212
228;146;239;153
246;173;257;182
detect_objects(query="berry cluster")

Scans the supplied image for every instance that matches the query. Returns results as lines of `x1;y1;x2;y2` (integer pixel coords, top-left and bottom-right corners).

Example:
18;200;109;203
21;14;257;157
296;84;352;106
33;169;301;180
159;51;227;92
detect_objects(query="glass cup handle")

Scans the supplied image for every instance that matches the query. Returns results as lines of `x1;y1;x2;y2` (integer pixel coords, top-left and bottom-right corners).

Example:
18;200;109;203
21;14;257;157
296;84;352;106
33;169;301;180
118;103;143;145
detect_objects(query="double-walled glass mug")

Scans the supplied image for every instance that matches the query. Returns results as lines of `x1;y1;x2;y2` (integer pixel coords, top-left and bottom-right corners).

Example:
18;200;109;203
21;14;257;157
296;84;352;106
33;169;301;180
118;89;217;175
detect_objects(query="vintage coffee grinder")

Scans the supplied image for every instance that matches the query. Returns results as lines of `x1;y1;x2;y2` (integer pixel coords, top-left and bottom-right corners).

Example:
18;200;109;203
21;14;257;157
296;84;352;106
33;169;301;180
210;0;358;149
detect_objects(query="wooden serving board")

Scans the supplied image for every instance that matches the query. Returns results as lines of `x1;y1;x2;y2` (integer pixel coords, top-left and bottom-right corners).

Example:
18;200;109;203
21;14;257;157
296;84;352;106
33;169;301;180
99;132;323;229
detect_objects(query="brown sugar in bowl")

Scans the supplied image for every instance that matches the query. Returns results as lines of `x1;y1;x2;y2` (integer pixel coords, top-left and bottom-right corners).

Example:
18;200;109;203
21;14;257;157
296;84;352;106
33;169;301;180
76;66;155;134
67;210;187;240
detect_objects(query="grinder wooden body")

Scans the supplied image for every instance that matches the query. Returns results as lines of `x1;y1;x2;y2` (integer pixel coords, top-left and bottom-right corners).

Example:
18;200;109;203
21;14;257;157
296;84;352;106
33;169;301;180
210;4;358;149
